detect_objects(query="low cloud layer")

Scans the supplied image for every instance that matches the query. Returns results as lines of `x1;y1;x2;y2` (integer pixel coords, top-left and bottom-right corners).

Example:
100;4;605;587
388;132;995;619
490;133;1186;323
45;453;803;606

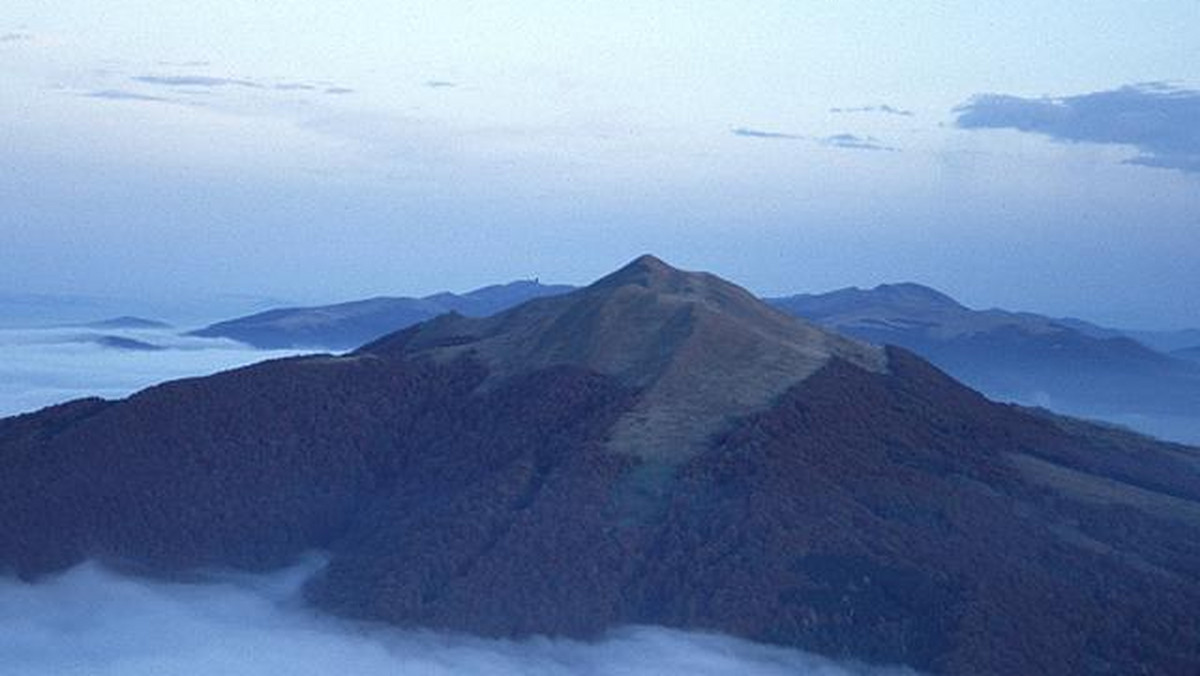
1005;389;1200;446
954;83;1200;174
0;562;917;676
0;326;306;418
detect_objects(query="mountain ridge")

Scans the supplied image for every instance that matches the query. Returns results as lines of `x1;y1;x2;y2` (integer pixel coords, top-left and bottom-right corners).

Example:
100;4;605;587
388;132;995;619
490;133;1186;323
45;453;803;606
768;283;1200;443
1175;345;1200;363
182;272;1200;444
362;255;884;462
191;279;574;349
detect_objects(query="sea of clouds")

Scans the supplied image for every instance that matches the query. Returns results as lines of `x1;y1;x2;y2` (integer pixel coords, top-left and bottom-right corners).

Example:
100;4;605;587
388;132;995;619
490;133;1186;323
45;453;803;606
0;560;916;676
0;325;309;418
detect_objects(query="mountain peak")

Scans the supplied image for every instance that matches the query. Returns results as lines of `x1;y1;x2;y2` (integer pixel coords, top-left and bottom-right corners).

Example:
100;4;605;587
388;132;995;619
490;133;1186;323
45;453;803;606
586;255;779;320
870;282;964;309
593;254;679;288
364;256;885;461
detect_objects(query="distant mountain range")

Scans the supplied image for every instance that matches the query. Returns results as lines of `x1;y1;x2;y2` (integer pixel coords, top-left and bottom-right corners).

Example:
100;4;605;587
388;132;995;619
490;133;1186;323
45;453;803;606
190;280;574;349
88;335;166;351
1058;319;1200;353
4;256;1198;675
77;316;173;330
767;283;1200;442
193;278;1200;443
1174;345;1200;363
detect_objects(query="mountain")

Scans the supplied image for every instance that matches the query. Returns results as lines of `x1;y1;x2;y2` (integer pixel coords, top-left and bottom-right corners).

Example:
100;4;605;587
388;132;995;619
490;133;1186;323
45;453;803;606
194;275;1200;441
768;283;1200;442
1176;345;1200;363
89;334;166;351
1125;328;1200;353
1057;318;1200;354
3;256;1199;675
80;316;173;330
191;280;574;349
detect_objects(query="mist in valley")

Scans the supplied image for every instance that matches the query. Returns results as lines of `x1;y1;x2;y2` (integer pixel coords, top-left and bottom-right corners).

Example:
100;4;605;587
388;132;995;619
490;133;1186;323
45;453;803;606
0;560;917;676
0;325;309;418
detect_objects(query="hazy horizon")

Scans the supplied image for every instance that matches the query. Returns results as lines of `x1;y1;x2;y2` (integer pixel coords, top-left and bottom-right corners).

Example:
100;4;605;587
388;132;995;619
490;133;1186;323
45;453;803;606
2;260;1198;333
3;2;1198;329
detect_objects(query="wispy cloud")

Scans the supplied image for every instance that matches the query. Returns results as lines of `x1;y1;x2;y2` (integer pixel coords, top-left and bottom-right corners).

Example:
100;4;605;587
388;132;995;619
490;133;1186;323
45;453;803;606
83;89;172;103
954;83;1200;174
273;83;317;92
820;133;897;152
133;74;264;89
830;104;914;117
156;60;212;68
425;80;457;89
731;127;803;140
129;73;355;98
732;127;898;151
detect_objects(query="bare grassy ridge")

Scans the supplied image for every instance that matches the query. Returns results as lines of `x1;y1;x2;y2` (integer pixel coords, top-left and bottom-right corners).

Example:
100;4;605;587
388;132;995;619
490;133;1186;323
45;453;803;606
364;256;884;463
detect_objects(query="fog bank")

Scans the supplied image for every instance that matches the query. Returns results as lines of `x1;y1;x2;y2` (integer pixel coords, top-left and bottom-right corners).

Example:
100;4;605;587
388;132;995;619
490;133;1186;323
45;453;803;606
0;326;308;418
0;562;917;676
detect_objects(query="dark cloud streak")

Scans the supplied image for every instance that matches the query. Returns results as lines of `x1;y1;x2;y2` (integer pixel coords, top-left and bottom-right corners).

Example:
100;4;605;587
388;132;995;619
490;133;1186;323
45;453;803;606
954;83;1200;174
83;89;173;103
731;127;803;140
134;74;264;89
732;128;898;152
820;134;897;152
131;73;356;98
830;104;914;117
274;83;318;91
156;60;212;68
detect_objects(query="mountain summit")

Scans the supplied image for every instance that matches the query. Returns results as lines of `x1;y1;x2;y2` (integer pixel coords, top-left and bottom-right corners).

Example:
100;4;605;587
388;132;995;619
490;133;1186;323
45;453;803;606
364;254;883;461
2;256;1199;675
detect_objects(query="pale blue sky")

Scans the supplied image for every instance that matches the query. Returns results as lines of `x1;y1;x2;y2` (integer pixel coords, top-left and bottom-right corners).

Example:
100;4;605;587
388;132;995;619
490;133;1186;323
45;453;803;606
2;2;1198;327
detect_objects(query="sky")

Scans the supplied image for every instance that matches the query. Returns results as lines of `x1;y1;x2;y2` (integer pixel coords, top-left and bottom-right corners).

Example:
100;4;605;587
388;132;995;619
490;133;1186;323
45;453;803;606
2;2;1198;328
